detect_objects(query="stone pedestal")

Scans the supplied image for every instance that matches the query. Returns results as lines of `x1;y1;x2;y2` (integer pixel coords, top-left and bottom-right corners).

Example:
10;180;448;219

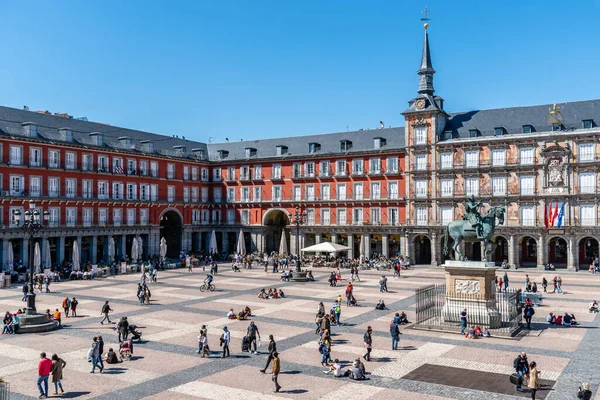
18;314;59;334
442;260;501;329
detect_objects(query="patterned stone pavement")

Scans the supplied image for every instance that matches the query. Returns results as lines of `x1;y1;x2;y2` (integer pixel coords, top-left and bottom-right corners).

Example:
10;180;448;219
0;265;599;400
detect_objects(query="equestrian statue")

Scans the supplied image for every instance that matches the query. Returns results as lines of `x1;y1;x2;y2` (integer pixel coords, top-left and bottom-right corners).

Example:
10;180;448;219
443;195;505;261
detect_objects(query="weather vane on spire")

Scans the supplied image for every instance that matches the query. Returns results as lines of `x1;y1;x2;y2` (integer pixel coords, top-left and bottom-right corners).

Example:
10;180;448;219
421;6;431;29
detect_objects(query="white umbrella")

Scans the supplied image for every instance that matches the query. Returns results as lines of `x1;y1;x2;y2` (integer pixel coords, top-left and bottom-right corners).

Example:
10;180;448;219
301;242;352;253
72;240;80;271
43;239;52;269
279;232;288;255
33;242;41;274
131;238;139;262
209;230;218;254
160;237;167;260
108;237;116;262
137;236;144;259
7;242;14;272
359;235;365;263
236;229;246;255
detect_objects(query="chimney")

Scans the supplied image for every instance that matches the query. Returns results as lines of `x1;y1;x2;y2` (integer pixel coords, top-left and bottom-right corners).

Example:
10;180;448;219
21;122;38;138
58;127;73;142
89;132;103;146
140;140;154;153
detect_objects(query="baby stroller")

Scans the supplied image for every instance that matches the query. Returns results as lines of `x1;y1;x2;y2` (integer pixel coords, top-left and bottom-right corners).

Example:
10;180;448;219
241;336;250;352
129;324;142;341
119;340;134;361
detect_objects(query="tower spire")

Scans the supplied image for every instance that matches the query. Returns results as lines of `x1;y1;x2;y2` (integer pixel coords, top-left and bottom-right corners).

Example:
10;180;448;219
417;24;435;95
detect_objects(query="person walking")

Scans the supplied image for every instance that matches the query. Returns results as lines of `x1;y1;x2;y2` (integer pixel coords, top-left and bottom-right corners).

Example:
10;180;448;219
345;283;353;307
460;308;468;334
97;336;105;371
90;337;103;373
117;317;129;342
334;301;341;326
260;335;277;373
523;304;535;330
100;301;112;324
222;326;231;358
50;354;66;395
528;361;540;399
44;276;51;293
514;352;529;392
271;352;281;393
552;276;558;293
542;277;548;293
197;325;208;354
390;320;401;350
557;276;563;294
246;321;261;354
62;297;70;318
503;272;509;291
70;297;78;317
37;352;52;398
363;326;373;361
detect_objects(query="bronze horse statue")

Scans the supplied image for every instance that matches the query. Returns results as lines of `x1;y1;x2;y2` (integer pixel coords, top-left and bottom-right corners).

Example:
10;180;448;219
443;206;505;261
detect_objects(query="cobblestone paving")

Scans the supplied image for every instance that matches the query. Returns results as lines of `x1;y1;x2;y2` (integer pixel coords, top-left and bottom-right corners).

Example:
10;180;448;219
0;266;598;399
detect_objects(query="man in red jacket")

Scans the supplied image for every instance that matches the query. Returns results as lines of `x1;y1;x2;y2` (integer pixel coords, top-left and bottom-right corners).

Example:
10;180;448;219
37;352;52;398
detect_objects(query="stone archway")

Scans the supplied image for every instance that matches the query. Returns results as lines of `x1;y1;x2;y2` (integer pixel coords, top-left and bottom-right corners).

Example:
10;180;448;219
160;210;182;258
548;236;567;268
519;236;537;268
491;235;509;266
578;237;599;268
263;209;290;254
413;235;431;265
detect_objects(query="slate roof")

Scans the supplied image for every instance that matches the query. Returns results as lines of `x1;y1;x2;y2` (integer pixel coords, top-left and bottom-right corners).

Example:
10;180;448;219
444;99;600;139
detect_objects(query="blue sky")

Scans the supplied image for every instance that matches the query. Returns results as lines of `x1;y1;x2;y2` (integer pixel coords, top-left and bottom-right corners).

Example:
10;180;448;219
1;1;599;143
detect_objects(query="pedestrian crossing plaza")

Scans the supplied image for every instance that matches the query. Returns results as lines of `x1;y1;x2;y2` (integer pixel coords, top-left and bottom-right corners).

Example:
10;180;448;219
0;264;599;399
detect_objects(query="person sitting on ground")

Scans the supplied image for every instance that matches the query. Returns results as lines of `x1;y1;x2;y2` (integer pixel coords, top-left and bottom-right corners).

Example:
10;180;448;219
272;288;279;299
578;383;593;400
258;289;267;299
569;313;578;326
375;300;388;310
244;306;252;316
227;308;236;319
278;289;285;298
466;325;477;339
547;312;556;325
267;288;274;298
483;328;491;337
563;312;572;326
281;271;288;282
474;326;483;336
238;307;251;320
324;358;344;377
555;314;563;325
531;282;538;293
105;348;120;364
589;300;599;313
348;361;367;380
398;311;409;324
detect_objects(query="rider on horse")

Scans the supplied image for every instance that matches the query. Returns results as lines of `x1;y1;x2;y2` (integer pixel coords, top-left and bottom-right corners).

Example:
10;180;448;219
463;195;483;239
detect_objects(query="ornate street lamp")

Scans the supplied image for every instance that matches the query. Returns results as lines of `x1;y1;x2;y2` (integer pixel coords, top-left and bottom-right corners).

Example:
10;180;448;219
12;199;50;316
290;206;306;273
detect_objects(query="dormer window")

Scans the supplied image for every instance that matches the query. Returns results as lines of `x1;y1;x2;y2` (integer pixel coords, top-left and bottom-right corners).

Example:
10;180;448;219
583;119;593;129
217;150;229;159
173;145;186;154
140;140;154;153
245;147;257;158
469;129;480;138
494;127;505;136
374;137;386;149
276;145;288;156
552;124;562;132
522;125;533;134
308;143;321;153
89;132;103;146
118;136;131;148
191;148;205;159
340;140;353;151
443;131;452;141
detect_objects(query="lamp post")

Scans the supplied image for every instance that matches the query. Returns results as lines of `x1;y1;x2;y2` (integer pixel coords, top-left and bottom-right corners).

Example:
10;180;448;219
290;206;306;273
12;199;49;316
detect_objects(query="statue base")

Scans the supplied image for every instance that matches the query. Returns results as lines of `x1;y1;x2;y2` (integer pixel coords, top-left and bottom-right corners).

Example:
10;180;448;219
18;313;59;334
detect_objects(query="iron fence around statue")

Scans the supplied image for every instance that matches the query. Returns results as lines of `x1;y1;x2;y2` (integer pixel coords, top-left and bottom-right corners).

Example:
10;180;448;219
414;283;523;337
0;381;9;400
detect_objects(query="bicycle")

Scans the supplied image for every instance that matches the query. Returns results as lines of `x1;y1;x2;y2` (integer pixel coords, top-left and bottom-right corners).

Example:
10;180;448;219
199;282;216;292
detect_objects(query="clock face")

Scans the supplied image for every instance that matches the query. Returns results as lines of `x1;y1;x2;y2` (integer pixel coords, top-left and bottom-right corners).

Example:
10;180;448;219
415;99;426;110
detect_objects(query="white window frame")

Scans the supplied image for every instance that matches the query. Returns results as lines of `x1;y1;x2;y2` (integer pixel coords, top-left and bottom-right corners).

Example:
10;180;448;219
414;126;427;145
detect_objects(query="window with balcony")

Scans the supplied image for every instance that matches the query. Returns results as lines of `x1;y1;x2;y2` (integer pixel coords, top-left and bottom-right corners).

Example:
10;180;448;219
580;204;596;226
125;183;136;200
491;149;506;166
413;126;427;145
199;167;207;181
167;186;175;202
370;182;381;200
226;209;235;224
416;207;428;225
369;158;381;175
212;167;221;181
48;177;59;197
183;187;190;202
579;172;595;194
139;184;149;201
240;166;250;180
65;152;76;170
492;176;507;196
201;209;209;224
321;209;330;225
140;208;149;225
519;148;534;165
30;176;41;197
241;187;250;202
578;143;595;162
48;207;60;227
192;209;200;224
191;167;199;181
354;183;363;200
213;187;222;203
352;208;363;225
254;165;262;180
98;155;109;173
292;163;302;178
272;164;282;179
98;181;108;199
321;184;330;200
183;166;190;180
98;209;107;226
10;146;22;165
225;166;235;181
465;151;479;168
48;150;60;168
139;160;148;176
440;152;452;169
150;161;159;177
151;185;158;201
440;179;453;197
520;205;535;226
112;157;123;174
241;209;250;225
83;208;93;227
167;164;175;179
352;159;364;175
306;209;315;225
113;209;122;226
66;179;76;198
415;180;427;198
337;184;346;200
415;154;427;170
386;157;399;174
227;187;236;203
126;159;136;175
304;162;315;178
337;208;346;225
389;207;399;226
127;209;136;226
212;209;222;224
192;187;199;202
201;187;208;202
306;185;315;201
30;148;42;167
520;176;535;195
336;160;346;176
112;182;124;200
272;186;282;201
441;207;453;225
82;154;93;171
319;161;330;177
371;207;381;224
293;185;301;201
465;177;479;196
388;181;399;199
253;187;262;202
